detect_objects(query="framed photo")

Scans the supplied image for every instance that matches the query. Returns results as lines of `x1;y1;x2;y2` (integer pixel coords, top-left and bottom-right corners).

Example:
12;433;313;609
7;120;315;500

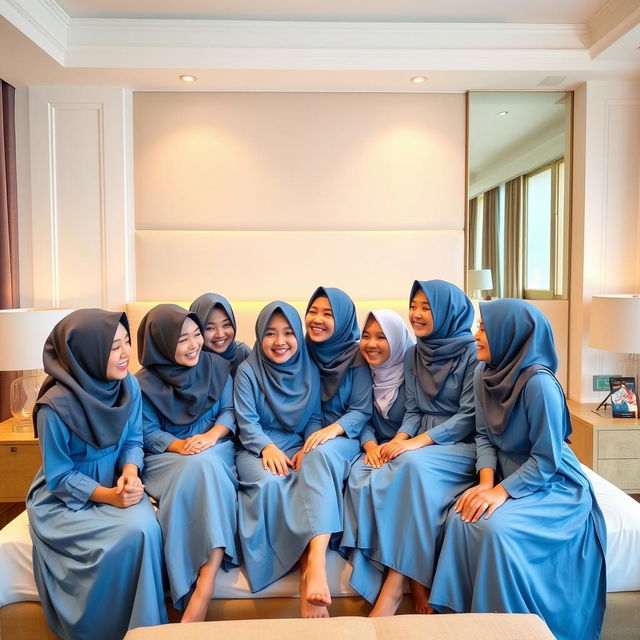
609;377;638;418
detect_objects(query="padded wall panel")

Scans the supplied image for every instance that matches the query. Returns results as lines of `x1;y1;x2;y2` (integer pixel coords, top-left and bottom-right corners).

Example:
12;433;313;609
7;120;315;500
135;229;464;302
133;92;465;232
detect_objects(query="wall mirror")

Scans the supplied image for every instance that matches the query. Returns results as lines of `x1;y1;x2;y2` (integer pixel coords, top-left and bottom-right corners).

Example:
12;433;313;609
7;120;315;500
467;92;572;300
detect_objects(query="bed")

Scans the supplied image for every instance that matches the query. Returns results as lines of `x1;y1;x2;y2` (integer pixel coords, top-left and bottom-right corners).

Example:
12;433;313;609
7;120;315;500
0;466;638;640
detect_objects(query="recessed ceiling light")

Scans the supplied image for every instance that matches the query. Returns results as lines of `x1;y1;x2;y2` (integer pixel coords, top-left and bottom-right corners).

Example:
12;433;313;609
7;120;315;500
497;111;509;116
179;75;197;83
411;76;427;84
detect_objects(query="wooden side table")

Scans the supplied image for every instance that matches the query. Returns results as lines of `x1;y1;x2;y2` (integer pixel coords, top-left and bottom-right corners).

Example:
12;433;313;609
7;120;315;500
568;400;640;493
0;418;41;502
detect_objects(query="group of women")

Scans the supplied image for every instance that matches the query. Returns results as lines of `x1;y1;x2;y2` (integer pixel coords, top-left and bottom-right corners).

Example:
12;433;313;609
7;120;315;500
25;281;607;640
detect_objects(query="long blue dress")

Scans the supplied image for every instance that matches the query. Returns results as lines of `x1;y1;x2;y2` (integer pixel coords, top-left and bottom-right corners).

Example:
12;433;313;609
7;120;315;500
141;376;240;610
343;343;478;603
236;361;365;592
26;375;168;640
430;370;607;640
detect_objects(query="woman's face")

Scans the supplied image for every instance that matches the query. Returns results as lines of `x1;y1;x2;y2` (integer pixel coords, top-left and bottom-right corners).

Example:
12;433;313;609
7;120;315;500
174;317;203;366
360;317;390;367
106;323;131;380
204;307;235;354
409;289;434;338
305;296;335;343
474;318;491;362
262;313;298;364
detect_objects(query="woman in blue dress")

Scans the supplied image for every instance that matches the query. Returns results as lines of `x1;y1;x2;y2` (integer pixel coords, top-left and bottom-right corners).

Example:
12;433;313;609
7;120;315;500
26;309;167;640
340;309;414;591
235;301;357;618
303;287;372;612
190;292;251;376
349;280;479;616
136;304;239;622
429;299;607;640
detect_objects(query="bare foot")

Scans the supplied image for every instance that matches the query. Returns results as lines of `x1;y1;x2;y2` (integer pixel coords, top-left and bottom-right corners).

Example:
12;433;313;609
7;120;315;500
300;573;330;618
303;550;332;606
369;570;404;617
409;579;435;614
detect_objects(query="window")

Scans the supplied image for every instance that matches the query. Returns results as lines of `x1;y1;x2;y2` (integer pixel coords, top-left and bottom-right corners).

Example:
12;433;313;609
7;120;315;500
523;159;565;299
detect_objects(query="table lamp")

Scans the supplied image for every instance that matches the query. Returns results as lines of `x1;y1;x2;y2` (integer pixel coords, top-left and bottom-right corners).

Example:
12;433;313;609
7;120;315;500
468;269;493;299
589;294;640;410
0;308;73;432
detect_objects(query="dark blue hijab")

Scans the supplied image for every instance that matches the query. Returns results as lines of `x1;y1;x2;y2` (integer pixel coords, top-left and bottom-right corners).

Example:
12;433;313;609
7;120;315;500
189;292;243;363
411;280;475;400
136;304;230;425
34;309;132;449
247;301;321;432
305;286;363;401
479;298;565;436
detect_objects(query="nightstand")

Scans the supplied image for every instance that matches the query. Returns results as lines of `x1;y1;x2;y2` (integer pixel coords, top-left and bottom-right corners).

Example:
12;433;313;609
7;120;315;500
0;418;41;502
568;401;640;493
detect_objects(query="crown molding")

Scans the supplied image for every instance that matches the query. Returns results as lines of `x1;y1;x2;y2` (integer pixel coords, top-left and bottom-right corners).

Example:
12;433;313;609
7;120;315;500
588;0;640;57
0;0;68;63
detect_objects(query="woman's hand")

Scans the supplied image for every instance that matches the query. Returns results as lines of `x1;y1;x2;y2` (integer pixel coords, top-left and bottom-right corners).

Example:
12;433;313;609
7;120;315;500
291;450;305;471
112;464;144;508
455;484;509;522
261;443;293;476
301;423;344;453
380;432;433;461
362;441;383;468
183;424;230;454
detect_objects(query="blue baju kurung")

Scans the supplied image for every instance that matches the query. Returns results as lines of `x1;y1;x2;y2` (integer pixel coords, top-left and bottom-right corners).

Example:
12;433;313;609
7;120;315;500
235;361;365;592
26;375;168;640
430;368;607;640
342;343;478;603
141;376;240;610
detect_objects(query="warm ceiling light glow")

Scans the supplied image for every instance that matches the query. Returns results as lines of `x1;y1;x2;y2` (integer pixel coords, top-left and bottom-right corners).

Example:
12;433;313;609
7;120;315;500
411;76;427;84
179;75;197;83
497;111;509;116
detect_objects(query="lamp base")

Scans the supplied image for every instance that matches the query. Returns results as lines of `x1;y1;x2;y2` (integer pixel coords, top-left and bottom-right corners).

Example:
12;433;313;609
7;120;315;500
11;417;34;433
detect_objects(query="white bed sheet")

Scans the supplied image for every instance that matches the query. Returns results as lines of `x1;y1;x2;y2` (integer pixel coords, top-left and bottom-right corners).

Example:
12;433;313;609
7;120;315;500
1;464;638;608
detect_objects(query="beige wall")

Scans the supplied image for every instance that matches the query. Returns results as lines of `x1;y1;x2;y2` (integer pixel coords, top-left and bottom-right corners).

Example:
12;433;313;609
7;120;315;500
133;92;466;301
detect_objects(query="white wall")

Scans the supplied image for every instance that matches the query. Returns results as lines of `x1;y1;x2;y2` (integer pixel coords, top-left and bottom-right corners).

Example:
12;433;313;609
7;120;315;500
569;80;640;402
133;92;466;301
21;86;134;311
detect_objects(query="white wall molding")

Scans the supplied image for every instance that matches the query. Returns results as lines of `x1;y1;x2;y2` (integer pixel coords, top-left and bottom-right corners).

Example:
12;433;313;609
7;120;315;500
27;86;134;310
588;0;640;57
0;0;68;64
569;80;640;402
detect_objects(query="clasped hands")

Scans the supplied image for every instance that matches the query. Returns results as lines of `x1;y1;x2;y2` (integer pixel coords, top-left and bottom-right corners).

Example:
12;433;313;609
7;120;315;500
454;483;509;522
261;423;344;476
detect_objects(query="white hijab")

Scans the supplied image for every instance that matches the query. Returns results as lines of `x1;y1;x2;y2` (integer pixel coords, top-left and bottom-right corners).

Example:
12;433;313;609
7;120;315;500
364;309;415;418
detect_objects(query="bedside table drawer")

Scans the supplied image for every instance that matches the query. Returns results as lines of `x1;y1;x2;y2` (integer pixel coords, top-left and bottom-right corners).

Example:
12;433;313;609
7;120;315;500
598;430;640;459
0;444;41;501
597;459;640;492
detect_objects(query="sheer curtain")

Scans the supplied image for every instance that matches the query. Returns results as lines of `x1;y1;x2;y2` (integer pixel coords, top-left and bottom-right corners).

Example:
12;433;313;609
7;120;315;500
467;197;478;270
503;176;523;298
0;79;20;420
481;187;499;297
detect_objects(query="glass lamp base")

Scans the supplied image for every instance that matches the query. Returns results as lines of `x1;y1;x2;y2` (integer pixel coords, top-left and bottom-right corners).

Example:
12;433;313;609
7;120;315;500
10;370;45;434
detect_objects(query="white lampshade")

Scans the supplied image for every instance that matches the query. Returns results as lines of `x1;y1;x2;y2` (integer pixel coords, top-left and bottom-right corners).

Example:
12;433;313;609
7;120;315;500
468;269;493;291
589;295;640;354
0;308;74;371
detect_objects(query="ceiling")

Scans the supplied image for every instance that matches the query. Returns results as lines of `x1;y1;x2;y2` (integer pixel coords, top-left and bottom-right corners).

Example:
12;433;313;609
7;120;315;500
0;0;639;92
55;0;607;23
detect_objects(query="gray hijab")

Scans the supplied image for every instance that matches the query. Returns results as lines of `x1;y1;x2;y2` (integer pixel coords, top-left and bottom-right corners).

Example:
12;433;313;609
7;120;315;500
34;309;133;449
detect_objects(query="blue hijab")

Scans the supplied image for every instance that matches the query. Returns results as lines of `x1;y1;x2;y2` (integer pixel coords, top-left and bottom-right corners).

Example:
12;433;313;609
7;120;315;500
479;298;566;436
189;292;243;363
248;301;321;432
305;286;363;402
136;304;231;425
411;280;475;400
